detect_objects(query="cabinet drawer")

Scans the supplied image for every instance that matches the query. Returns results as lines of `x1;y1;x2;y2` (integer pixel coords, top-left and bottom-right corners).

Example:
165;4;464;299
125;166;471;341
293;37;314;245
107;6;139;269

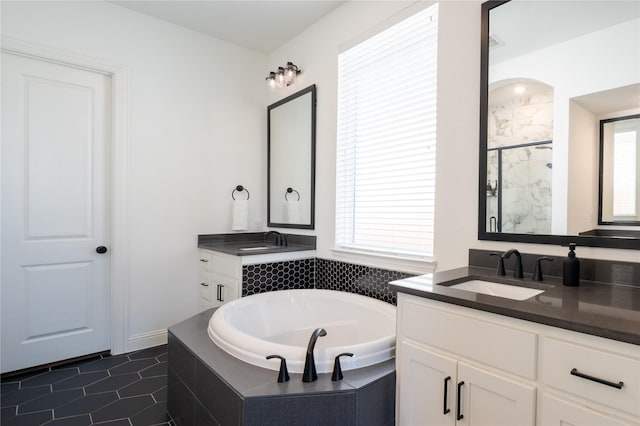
400;297;537;379
199;250;240;278
540;393;633;426
541;337;640;417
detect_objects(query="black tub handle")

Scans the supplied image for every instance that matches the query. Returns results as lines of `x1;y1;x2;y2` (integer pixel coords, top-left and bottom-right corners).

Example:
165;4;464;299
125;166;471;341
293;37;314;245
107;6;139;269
443;376;451;414
456;381;464;420
571;368;624;389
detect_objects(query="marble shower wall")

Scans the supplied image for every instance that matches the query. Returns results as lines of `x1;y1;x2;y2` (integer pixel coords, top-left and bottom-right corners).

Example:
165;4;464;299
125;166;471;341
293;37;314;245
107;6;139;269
487;90;554;234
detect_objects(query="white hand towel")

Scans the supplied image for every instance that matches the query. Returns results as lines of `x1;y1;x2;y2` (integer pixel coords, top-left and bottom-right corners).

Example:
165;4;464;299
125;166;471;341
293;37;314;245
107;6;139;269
232;199;249;231
286;199;300;223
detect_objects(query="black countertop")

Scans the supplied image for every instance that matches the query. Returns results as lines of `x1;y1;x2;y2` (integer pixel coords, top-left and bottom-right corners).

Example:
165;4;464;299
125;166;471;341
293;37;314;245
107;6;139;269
198;233;316;256
390;266;640;346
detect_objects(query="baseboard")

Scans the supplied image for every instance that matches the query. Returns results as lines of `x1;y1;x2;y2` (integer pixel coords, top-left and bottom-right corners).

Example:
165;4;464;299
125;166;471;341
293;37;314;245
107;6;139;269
125;329;168;353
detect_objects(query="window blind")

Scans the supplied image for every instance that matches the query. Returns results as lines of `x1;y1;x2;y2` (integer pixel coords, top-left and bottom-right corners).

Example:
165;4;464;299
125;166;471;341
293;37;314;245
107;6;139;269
335;4;438;258
613;130;637;217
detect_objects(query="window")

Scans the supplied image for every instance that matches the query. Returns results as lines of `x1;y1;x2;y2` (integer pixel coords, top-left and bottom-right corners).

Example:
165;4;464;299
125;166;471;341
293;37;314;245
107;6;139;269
335;4;438;259
613;129;637;217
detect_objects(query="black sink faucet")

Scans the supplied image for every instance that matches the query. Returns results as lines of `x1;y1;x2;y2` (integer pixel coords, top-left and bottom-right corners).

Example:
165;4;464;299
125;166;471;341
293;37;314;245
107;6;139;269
264;231;287;246
501;249;524;278
302;328;326;382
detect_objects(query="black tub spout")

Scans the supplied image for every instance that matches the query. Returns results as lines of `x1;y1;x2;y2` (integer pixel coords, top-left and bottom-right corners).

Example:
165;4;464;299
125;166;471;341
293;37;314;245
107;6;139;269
302;328;326;382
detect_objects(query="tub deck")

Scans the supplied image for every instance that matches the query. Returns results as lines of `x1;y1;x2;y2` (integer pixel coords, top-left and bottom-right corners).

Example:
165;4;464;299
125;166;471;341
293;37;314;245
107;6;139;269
168;308;395;426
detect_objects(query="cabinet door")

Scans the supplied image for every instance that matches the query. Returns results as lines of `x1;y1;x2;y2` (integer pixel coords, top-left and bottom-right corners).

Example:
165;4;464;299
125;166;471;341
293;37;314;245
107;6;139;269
210;273;240;308
397;341;457;426
539;393;632;426
457;362;536;426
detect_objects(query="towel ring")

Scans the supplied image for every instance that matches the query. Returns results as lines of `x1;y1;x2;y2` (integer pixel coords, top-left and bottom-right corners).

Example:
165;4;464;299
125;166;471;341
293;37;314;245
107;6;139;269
232;185;250;200
285;187;300;201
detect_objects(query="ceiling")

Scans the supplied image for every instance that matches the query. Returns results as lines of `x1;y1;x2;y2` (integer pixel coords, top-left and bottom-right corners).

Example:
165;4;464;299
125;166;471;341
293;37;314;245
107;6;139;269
111;1;345;53
490;1;640;64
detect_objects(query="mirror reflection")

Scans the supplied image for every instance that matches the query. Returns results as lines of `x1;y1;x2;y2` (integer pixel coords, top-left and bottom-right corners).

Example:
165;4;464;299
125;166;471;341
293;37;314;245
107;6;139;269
599;114;640;225
268;84;316;229
480;0;640;247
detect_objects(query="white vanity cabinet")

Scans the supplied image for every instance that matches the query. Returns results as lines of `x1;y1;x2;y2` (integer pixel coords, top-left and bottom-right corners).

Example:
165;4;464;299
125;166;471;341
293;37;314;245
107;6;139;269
396;293;536;426
396;293;640;426
198;250;241;309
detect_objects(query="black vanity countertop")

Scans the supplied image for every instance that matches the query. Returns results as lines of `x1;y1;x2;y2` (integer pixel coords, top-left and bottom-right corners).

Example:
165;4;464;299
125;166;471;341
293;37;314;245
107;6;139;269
390;266;640;346
198;233;316;256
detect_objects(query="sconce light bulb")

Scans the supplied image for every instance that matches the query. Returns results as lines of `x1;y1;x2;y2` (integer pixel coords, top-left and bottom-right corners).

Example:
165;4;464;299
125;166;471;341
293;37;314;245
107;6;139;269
266;72;277;89
514;85;526;95
276;67;286;88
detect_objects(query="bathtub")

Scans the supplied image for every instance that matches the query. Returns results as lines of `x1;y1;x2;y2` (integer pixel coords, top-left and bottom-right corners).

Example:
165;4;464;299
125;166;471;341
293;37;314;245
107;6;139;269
207;289;396;374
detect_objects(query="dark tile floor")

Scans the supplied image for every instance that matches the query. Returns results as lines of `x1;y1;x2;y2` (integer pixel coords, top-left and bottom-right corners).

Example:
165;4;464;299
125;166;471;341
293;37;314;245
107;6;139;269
1;345;173;426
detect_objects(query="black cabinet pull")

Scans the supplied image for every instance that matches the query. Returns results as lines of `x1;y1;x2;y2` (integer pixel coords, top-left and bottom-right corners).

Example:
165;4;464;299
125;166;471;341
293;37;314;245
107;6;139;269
456;381;464;420
217;284;224;302
200;258;208;263
570;368;624;389
200;282;209;287
443;376;451;414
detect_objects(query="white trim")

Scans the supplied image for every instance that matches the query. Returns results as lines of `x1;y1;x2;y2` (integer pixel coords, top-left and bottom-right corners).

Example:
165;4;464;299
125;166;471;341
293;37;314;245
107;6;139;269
127;329;168;352
0;36;131;356
329;247;437;275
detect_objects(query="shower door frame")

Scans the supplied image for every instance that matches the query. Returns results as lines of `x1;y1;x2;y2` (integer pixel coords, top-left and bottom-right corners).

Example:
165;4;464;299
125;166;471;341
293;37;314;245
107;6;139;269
486;140;552;233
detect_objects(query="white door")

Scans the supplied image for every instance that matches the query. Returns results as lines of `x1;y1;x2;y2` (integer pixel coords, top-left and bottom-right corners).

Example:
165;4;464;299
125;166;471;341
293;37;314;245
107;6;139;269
1;52;112;373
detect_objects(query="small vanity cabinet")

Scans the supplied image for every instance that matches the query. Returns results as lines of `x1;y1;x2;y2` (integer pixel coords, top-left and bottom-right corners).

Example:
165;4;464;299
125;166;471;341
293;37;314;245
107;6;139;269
396;293;640;426
198;250;242;309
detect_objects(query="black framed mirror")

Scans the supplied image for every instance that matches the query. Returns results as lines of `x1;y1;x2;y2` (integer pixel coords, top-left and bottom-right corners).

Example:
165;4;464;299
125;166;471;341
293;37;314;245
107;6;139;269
599;114;640;226
267;84;316;229
479;0;640;249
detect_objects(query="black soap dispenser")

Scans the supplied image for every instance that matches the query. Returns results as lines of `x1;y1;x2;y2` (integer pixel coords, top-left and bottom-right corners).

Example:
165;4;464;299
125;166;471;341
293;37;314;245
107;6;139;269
563;243;580;287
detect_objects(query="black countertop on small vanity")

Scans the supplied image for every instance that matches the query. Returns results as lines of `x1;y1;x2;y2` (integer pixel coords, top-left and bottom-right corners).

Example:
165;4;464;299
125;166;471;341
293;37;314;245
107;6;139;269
390;266;640;346
198;233;316;256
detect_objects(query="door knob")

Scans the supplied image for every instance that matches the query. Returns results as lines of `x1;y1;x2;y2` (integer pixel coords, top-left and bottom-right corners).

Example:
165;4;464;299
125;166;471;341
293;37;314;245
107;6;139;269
96;246;108;254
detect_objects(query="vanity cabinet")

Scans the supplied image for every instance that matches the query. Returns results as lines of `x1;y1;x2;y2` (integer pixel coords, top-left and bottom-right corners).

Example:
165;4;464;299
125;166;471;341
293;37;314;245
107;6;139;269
396;293;640;426
396;294;536;426
198;250;241;309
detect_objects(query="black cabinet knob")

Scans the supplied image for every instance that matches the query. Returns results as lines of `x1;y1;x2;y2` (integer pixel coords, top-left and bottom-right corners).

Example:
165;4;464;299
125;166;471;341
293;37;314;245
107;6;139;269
96;246;108;254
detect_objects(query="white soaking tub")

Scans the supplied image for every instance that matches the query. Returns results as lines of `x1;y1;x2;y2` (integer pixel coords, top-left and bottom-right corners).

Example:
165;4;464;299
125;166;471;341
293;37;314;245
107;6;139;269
207;289;396;374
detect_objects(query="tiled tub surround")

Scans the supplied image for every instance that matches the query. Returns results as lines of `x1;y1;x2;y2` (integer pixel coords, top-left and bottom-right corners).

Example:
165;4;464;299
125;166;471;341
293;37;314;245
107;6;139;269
199;233;412;305
390;249;640;345
242;258;411;304
243;259;315;296
168;309;395;426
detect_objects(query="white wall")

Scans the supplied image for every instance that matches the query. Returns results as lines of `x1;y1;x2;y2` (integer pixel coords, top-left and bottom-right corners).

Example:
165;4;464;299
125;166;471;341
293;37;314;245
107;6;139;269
1;1;267;351
269;0;640;271
3;0;639;355
267;1;481;272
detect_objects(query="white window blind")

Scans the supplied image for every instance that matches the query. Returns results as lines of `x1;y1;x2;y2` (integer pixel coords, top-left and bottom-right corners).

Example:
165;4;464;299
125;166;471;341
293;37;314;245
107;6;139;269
335;4;438;258
613;130;637;217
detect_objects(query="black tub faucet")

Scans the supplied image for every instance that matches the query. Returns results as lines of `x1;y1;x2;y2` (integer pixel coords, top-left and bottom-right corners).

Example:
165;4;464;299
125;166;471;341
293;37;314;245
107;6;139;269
302;328;326;382
501;249;523;278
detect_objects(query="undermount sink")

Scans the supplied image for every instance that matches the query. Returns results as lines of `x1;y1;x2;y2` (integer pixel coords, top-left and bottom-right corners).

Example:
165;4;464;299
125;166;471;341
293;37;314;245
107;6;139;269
238;246;272;251
447;280;544;301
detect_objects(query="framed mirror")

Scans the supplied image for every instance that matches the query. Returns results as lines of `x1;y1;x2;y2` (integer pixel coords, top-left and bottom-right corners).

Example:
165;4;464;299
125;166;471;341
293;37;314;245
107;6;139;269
479;0;640;249
599;114;640;226
267;84;316;229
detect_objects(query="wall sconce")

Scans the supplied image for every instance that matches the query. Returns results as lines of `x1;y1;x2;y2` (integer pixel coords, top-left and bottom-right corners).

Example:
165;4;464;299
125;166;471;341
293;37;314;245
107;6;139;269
266;62;301;89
